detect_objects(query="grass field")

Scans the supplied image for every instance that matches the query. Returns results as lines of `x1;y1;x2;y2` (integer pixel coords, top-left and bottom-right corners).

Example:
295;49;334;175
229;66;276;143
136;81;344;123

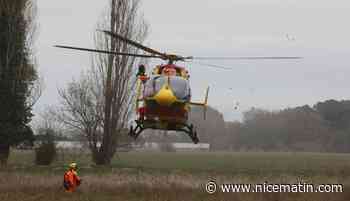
1;150;350;200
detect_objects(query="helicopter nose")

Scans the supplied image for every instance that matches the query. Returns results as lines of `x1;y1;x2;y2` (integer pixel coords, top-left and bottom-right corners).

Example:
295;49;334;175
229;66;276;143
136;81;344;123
154;85;177;106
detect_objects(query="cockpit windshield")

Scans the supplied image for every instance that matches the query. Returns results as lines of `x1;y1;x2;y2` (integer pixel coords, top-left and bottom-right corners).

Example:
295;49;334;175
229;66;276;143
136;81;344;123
144;76;191;101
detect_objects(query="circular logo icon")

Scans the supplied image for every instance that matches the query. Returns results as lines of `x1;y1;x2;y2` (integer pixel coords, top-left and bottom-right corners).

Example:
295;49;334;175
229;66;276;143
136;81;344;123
206;181;217;194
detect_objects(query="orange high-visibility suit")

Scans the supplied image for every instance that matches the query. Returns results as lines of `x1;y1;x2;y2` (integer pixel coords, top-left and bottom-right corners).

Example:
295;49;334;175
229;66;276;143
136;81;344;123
64;169;81;192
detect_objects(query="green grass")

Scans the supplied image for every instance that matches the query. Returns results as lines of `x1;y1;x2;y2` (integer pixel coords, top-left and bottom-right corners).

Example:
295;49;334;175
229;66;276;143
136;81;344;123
113;152;350;173
6;150;350;177
113;152;350;176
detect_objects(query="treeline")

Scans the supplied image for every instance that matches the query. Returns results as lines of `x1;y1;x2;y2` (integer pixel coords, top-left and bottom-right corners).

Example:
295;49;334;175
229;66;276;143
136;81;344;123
190;99;350;153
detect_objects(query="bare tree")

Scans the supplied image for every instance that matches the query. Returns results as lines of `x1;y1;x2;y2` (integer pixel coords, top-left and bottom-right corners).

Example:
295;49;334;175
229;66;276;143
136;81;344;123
56;0;148;164
55;73;103;158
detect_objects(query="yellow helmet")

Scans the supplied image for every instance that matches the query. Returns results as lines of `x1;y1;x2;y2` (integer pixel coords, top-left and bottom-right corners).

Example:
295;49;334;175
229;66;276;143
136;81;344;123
69;162;77;169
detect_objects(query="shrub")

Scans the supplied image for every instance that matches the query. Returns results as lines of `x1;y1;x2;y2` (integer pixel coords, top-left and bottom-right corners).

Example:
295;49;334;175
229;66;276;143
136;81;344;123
35;132;56;165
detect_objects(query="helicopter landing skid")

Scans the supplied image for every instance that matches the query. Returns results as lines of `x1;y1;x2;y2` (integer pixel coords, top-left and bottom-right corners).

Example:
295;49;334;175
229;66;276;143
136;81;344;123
128;120;199;144
128;122;144;140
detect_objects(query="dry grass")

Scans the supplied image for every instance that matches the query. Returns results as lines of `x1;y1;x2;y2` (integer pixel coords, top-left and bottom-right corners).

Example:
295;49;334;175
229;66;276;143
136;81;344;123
0;172;349;201
2;151;350;200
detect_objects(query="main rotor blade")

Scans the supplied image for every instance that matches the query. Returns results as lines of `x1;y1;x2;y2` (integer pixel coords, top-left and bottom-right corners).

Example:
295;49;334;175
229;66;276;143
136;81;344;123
100;30;168;59
187;61;233;70
191;56;303;60
54;45;163;59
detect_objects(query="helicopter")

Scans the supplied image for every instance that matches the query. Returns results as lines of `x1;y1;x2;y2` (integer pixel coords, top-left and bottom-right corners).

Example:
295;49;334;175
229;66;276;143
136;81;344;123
55;30;302;144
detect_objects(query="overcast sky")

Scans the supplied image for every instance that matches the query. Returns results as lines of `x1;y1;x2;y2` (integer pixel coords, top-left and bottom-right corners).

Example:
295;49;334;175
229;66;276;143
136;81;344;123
35;0;350;121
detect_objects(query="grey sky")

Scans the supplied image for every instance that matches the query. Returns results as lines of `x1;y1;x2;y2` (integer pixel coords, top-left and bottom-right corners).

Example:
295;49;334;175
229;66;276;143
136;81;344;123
35;0;350;121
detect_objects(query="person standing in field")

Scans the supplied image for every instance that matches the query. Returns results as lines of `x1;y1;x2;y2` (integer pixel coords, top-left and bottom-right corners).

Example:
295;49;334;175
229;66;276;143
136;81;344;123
63;162;82;192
